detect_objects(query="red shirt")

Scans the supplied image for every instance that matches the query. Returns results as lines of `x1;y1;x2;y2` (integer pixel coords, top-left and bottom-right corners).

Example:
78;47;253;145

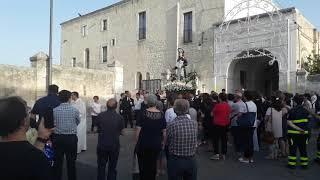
212;102;231;126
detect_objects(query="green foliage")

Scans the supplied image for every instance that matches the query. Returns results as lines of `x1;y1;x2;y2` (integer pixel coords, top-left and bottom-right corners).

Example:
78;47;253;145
303;54;320;75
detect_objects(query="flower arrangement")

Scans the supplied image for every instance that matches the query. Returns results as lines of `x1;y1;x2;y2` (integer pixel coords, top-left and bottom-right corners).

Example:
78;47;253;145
164;81;194;92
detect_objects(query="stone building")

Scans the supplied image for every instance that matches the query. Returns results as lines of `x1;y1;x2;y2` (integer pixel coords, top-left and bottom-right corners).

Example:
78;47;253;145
60;0;320;95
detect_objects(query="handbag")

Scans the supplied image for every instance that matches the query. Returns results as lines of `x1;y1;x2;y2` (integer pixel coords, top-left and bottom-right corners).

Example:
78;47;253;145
237;102;256;127
263;108;275;144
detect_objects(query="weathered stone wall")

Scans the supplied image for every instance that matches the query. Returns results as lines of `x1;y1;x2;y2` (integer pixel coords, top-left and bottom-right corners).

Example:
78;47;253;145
52;65;115;100
0;52;116;107
306;75;320;94
0;64;36;105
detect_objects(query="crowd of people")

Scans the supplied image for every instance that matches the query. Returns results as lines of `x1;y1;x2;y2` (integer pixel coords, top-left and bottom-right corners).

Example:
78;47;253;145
0;84;320;180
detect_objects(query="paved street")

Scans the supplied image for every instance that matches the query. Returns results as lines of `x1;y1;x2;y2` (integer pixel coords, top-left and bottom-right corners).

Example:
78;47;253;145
66;129;319;180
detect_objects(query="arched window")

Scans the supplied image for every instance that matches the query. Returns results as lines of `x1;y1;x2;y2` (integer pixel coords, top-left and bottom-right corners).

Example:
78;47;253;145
136;72;142;90
84;48;90;69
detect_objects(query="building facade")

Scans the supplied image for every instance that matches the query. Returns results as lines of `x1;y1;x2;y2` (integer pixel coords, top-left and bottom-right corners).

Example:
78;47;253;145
60;0;320;94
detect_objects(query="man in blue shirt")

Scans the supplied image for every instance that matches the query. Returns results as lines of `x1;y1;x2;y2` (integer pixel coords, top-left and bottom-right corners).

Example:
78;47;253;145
31;84;61;128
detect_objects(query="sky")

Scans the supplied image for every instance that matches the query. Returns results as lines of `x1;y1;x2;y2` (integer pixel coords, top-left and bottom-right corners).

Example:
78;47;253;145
0;0;319;66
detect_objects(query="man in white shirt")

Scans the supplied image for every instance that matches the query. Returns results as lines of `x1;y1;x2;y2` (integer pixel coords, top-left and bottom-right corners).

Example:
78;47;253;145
71;92;87;153
91;96;102;133
134;93;143;122
165;98;177;124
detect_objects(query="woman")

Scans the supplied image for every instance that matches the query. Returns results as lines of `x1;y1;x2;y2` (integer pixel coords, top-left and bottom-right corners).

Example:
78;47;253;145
238;91;257;163
265;96;287;159
135;94;166;180
200;93;213;147
210;93;231;160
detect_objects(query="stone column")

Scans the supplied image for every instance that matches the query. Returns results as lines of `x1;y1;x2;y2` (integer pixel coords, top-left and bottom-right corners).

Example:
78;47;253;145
30;52;48;99
108;61;123;100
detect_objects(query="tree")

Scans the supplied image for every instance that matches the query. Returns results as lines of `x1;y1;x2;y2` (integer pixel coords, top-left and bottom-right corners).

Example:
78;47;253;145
303;54;320;75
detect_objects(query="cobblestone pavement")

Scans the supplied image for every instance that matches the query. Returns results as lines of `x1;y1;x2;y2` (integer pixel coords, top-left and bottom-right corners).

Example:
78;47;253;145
67;129;318;180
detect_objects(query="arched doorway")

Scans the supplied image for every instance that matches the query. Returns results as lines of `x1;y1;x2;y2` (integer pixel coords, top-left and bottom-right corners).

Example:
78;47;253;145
84;48;90;69
136;72;142;90
228;49;279;96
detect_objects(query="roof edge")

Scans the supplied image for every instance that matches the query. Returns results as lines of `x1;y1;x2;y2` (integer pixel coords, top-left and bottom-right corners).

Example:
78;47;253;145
213;7;296;27
61;0;131;26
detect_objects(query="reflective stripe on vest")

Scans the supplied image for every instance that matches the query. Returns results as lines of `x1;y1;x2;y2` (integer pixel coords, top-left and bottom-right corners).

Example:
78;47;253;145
287;130;308;134
300;157;308;161
292;119;308;124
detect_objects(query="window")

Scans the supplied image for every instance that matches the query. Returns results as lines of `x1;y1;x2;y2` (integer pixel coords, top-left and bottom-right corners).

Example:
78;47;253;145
102;19;107;31
102;46;108;63
72;57;76;67
84;48;90;69
111;39;116;46
183;12;193;43
81;25;87;37
138;11;146;40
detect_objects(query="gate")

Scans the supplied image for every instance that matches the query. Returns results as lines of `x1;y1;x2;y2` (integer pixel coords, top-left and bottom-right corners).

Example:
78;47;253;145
142;79;161;94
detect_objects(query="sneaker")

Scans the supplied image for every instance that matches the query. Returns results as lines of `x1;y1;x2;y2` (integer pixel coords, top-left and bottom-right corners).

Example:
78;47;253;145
210;154;220;160
239;157;250;163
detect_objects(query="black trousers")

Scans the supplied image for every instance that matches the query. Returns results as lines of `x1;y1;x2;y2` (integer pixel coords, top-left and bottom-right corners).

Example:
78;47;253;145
92;116;98;132
239;127;254;158
52;134;78;180
213;126;228;155
123;112;133;128
97;148;120;180
137;149;160;180
231;126;242;152
167;155;197;180
288;134;309;167
317;134;320;161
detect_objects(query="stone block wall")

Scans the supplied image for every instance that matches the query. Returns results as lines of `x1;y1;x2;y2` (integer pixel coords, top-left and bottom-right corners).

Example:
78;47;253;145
0;52;117;107
0;64;36;105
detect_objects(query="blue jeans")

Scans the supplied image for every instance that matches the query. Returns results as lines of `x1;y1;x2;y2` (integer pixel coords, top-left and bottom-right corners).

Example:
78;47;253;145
167;155;197;180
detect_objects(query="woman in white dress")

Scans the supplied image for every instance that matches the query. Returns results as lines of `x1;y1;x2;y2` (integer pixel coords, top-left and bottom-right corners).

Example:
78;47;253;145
265;96;287;159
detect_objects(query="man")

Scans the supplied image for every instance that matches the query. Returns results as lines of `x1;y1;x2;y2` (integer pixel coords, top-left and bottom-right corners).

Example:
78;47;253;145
52;90;80;180
222;89;226;94
287;94;311;169
0;96;54;180
230;92;246;155
96;99;124;180
91;96;102;133
71;92;87;154
31;84;60;128
120;91;134;128
167;99;198;180
134;92;143;123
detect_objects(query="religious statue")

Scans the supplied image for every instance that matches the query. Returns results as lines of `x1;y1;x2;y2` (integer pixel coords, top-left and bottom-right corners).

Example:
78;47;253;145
174;48;188;81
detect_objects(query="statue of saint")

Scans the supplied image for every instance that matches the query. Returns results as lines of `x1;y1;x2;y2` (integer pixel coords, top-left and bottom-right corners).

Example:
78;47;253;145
175;48;188;81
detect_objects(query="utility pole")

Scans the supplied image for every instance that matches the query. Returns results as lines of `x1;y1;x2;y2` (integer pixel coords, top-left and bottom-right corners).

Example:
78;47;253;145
47;0;53;92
